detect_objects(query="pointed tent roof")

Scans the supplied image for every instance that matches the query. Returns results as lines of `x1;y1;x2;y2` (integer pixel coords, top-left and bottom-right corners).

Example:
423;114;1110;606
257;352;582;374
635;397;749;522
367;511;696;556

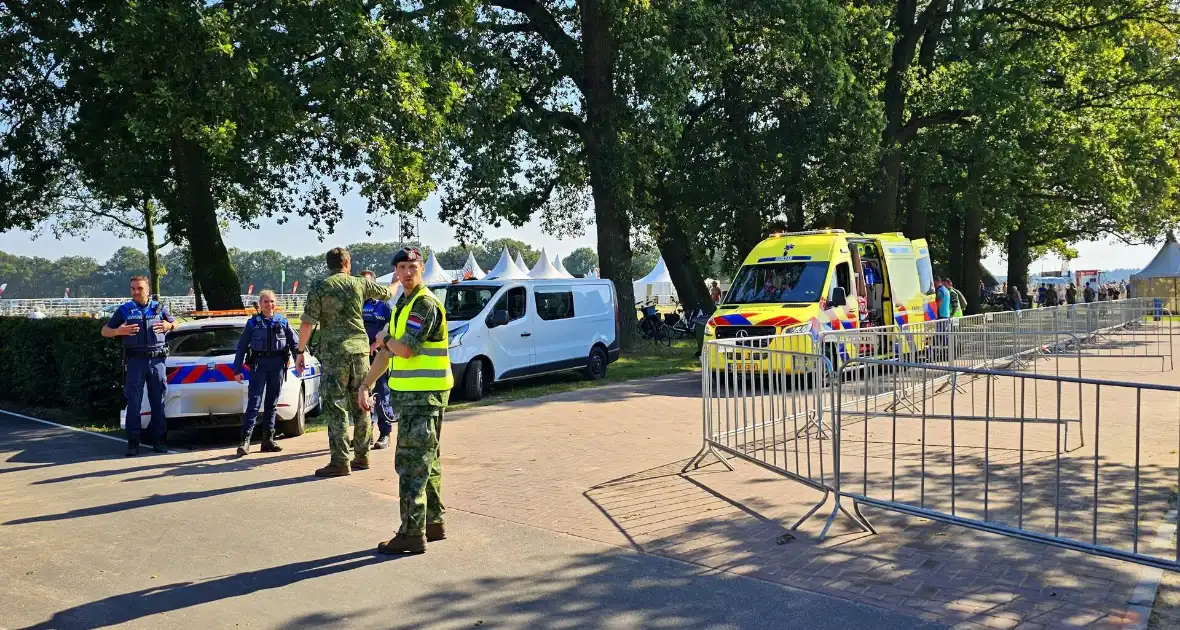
460;251;486;280
486;246;530;279
423;252;453;284
552;253;574;278
634;256;674;285
1133;241;1180;279
514;251;529;273
528;247;565;279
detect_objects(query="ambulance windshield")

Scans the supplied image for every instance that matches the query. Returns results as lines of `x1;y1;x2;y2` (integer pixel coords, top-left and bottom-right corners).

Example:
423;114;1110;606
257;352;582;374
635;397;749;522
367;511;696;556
725;262;829;305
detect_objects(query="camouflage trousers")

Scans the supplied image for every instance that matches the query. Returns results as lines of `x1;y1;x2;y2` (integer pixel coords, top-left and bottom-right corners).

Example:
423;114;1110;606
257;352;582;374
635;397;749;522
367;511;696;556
320;352;371;464
396;405;444;536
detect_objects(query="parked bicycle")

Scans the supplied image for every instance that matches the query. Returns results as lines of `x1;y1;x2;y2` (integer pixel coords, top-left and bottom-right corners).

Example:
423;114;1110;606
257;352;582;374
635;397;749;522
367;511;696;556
637;300;673;346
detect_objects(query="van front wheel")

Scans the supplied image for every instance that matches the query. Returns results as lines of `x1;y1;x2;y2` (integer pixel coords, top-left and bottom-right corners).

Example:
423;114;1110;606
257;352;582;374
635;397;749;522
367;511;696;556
584;346;608;380
463;358;487;401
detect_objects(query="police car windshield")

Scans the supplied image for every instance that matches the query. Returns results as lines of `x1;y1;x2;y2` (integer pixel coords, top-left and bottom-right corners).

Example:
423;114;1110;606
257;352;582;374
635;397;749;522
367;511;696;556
167;327;242;357
725;262;829;305
430;285;498;322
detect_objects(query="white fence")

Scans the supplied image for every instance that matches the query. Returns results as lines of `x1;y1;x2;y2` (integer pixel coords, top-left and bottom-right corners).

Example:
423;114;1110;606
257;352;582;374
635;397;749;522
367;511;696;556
0;294;309;317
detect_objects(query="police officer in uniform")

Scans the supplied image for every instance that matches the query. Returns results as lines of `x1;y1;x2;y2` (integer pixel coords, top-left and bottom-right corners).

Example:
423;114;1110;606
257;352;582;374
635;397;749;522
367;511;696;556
360;270;396;449
233;289;300;456
102;275;176;456
359;247;453;555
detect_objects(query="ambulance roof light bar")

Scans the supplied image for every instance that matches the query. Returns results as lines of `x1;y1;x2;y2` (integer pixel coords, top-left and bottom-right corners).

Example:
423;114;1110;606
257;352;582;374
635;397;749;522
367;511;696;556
766;228;847;238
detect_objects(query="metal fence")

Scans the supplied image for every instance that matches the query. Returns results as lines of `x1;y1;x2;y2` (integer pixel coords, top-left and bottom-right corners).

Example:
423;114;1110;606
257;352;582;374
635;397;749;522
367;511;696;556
687;296;1180;572
0;294;309;317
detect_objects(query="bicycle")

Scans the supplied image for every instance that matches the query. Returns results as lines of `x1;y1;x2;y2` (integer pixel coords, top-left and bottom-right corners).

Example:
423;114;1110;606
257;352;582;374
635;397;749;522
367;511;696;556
637;301;673;346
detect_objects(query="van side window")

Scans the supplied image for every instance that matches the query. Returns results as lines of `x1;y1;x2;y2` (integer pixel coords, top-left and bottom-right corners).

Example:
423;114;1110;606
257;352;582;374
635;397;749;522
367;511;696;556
536;291;575;321
491;287;528;322
916;256;935;295
833;262;852;300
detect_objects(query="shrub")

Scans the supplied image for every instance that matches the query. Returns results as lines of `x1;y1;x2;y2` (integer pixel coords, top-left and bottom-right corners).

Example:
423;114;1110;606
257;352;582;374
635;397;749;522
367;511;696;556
0;317;124;423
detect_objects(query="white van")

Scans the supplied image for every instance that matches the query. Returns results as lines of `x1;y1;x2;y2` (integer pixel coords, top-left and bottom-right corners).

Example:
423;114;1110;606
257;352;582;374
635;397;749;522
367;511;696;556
429;278;620;400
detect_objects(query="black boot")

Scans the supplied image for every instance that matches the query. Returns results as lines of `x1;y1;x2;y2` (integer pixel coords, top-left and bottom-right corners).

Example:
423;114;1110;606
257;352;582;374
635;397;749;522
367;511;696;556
126;437;140;457
372;432;391;450
260;428;282;453
153;435;169;454
237;428;252;457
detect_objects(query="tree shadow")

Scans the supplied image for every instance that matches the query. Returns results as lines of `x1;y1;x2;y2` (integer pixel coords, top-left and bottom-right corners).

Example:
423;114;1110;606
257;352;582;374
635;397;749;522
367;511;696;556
388;548;942;630
17;551;391;630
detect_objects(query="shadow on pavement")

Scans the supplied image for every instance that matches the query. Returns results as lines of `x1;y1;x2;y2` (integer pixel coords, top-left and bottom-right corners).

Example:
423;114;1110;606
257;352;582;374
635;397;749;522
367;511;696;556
17;551;389;630
29;448;330;486
5;475;323;526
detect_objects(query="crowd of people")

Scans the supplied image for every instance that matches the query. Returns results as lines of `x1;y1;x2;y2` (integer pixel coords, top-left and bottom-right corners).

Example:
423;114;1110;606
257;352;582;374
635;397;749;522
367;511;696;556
983;278;1131;311
100;246;450;555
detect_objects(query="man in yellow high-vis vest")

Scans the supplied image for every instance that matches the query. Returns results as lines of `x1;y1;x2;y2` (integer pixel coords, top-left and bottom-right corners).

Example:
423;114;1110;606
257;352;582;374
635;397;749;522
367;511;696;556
359;246;453;555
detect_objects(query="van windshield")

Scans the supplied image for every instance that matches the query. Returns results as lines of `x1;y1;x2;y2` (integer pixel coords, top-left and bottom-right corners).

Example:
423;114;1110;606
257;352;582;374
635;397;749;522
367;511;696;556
725;262;829;305
431;285;498;322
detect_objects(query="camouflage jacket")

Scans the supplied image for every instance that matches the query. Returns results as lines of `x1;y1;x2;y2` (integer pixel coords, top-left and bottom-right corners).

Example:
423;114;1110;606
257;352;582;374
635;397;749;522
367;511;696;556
382;284;449;409
302;272;392;355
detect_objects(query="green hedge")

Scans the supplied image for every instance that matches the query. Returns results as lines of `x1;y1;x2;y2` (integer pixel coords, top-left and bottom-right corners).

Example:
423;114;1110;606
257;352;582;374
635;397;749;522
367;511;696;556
0;317;125;423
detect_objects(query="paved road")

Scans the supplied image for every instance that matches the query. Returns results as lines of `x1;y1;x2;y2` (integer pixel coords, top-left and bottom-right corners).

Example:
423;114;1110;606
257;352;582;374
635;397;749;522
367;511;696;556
0;411;939;630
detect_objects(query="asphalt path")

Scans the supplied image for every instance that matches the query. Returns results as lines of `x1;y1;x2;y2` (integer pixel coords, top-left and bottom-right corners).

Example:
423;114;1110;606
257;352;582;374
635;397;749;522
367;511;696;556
0;411;943;629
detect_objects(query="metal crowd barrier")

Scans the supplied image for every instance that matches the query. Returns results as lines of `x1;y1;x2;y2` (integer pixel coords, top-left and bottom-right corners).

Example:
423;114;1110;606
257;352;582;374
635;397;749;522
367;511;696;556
0;293;308;317
827;360;1180;572
687;296;1180;572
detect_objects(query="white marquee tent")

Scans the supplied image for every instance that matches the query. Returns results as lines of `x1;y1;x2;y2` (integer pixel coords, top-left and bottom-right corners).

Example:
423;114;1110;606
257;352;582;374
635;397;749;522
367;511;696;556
486;246;530;279
633;256;676;305
375;252;452;286
552;253;574;278
460;252;486;280
528;248;566;279
514;251;529;273
1132;239;1180;308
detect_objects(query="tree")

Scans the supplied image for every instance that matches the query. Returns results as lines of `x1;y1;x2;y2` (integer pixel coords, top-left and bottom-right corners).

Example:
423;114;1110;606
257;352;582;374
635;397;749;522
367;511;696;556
2;2;465;309
563;247;598;276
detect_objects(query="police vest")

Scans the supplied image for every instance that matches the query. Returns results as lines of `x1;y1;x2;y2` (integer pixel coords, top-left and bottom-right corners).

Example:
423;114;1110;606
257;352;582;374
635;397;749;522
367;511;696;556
362;299;390;342
249;315;289;353
948;288;962;317
387;289;454;392
119;300;167;350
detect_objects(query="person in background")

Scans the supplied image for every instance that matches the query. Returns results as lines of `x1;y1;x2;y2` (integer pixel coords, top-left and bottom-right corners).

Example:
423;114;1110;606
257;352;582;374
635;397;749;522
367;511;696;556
361;269;396;450
944;278;964;318
1036;285;1047;307
102;276;175;456
232;290;299;457
936;276;951;319
710;281;722;304
1008;283;1023;311
1084;281;1096;303
296;247;393;478
1066;283;1078;305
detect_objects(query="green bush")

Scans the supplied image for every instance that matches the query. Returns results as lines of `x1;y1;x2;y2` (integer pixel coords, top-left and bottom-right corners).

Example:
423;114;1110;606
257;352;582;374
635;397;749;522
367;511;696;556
0;317;124;423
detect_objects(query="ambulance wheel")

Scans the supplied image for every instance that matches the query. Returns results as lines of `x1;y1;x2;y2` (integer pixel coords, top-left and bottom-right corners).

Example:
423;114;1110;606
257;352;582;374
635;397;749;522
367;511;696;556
463;358;487;401
280;385;307;437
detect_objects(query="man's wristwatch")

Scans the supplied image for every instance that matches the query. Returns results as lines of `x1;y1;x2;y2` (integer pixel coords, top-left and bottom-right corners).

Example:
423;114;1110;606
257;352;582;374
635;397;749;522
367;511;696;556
294;347;305;355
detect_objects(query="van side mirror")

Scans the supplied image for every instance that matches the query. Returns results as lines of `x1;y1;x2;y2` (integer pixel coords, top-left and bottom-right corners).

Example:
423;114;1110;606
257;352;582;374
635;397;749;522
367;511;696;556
830;287;847;307
489;310;510;328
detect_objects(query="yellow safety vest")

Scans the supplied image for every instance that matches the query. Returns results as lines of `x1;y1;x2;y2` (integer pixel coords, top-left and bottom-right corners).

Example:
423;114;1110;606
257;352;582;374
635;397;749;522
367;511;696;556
388;287;454;392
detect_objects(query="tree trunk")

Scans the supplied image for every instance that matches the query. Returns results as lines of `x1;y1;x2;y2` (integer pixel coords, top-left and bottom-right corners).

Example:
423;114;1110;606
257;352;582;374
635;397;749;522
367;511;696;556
171;135;241;309
580;0;636;348
655;205;715;317
962;194;983;315
1006;226;1031;302
945;212;963;285
143;199;162;297
904;168;926;239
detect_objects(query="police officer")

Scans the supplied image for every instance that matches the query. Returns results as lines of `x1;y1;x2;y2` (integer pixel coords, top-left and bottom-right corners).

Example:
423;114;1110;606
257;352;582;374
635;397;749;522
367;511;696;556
232;289;299;456
360;270;396;449
359;247;453;555
102;275;176;456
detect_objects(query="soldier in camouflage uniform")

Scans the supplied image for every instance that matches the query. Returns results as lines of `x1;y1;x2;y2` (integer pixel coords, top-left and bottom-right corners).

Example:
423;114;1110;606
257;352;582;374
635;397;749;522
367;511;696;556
360;246;452;554
297;247;393;478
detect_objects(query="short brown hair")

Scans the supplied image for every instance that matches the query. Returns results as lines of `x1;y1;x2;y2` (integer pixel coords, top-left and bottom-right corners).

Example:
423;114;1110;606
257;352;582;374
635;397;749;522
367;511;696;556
130;276;149;286
326;247;350;271
360;269;375;279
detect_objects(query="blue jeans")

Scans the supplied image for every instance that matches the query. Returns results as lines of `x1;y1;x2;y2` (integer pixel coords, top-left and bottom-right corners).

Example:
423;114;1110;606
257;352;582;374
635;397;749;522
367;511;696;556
372;368;394;435
243;362;285;434
125;356;167;442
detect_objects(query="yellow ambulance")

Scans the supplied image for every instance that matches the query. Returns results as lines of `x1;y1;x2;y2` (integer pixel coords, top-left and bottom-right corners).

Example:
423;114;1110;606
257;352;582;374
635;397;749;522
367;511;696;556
704;229;937;370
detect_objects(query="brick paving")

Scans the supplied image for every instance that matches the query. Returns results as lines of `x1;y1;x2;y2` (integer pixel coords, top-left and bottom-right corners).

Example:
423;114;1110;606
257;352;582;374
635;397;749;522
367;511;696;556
257;338;1180;629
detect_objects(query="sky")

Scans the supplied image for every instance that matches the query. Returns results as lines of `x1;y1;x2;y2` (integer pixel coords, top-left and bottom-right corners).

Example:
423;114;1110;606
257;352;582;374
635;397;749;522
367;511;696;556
0;189;1162;274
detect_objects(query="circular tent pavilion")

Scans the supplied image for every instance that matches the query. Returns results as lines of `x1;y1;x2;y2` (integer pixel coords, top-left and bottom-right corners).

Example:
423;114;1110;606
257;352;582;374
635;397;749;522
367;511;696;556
1131;239;1180;310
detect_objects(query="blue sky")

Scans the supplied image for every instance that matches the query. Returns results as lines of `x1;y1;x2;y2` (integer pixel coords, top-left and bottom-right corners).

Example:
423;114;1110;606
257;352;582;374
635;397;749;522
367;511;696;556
0;190;1161;273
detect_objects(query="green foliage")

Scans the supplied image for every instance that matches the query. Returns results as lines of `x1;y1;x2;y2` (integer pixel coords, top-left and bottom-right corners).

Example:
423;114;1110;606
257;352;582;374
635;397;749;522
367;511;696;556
563;247;599;276
0;317;123;421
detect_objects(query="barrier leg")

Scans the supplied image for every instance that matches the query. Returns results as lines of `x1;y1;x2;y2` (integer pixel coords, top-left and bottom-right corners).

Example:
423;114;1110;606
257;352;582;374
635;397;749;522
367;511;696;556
791;489;830;531
682;442;736;473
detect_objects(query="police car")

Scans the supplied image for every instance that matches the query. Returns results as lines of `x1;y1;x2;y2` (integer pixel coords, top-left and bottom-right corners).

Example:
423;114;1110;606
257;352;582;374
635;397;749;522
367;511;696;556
121;315;323;436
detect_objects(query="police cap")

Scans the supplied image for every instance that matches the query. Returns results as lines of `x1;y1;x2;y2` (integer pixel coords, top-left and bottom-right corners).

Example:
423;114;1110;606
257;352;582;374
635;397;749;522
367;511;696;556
391;247;423;266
